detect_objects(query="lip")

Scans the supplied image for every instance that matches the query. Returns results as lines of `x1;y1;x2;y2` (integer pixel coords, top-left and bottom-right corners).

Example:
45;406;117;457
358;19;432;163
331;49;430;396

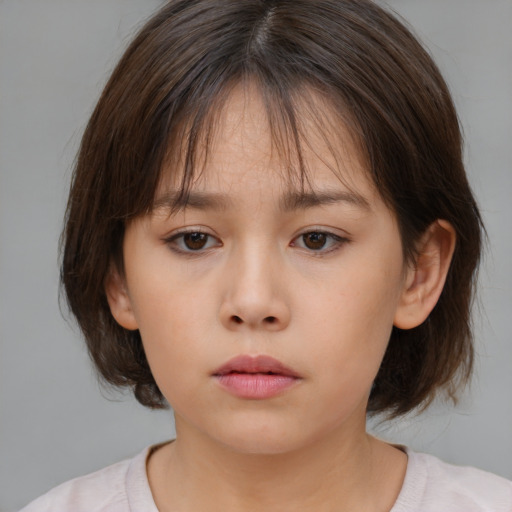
212;355;302;399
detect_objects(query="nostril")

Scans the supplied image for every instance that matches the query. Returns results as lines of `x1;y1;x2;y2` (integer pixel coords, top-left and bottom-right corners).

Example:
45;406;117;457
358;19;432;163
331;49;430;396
230;315;278;325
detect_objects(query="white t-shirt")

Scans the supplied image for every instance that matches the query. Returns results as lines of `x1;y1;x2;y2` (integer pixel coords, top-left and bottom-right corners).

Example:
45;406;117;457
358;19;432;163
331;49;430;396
20;445;512;511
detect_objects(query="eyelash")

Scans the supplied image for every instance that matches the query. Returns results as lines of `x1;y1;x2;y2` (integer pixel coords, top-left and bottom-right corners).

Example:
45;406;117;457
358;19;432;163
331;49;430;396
164;229;349;256
290;231;348;255
164;230;220;254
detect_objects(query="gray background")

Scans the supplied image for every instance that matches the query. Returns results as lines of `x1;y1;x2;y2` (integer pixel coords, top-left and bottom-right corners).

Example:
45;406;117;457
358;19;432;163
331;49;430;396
1;1;511;510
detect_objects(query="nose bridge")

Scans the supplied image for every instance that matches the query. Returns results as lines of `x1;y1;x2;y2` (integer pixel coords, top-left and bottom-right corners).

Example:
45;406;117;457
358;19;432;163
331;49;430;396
234;238;274;299
221;235;290;330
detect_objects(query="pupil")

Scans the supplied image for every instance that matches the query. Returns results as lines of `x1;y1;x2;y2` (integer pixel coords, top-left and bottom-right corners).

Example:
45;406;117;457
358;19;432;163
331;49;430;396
304;232;326;250
184;232;207;250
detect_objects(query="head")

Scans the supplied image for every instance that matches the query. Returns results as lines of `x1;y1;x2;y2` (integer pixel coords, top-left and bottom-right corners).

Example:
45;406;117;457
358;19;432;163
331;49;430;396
62;0;482;421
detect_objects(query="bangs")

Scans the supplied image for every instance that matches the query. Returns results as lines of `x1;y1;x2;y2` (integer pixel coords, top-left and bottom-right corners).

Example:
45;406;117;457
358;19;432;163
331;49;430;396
153;75;368;217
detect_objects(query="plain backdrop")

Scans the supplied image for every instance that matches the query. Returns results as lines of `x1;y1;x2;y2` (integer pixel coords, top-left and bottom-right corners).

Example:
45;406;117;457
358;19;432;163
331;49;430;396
1;1;511;510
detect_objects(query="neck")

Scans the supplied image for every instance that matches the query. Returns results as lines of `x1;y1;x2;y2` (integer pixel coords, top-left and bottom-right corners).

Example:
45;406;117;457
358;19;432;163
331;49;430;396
148;416;407;512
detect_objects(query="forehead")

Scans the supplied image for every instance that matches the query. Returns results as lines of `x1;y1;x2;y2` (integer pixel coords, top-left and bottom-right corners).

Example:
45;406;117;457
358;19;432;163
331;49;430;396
157;81;377;206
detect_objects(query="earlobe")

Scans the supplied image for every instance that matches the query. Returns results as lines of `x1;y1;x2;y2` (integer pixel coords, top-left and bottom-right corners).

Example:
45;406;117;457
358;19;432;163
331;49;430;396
394;220;456;330
104;266;139;330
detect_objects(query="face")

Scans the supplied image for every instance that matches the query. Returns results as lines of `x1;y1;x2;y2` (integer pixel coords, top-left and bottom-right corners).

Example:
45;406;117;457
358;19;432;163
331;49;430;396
110;85;413;455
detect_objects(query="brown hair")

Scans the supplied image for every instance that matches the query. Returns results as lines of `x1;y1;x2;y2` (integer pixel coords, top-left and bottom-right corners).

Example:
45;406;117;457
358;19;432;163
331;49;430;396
61;0;483;417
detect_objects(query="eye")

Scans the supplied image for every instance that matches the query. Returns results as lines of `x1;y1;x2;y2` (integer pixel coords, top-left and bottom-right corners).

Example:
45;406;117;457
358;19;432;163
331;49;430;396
291;230;347;253
165;230;220;253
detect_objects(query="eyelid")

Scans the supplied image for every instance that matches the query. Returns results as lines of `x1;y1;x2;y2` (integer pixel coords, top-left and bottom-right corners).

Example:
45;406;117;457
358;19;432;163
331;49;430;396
163;227;221;254
162;226;350;256
290;228;351;254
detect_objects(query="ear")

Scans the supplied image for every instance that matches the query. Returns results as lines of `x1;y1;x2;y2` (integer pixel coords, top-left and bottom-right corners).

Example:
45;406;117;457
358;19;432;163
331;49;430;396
394;220;456;330
104;266;139;330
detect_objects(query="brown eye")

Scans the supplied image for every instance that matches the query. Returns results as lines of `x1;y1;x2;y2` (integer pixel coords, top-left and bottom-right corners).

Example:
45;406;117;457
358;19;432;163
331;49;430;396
292;230;347;254
183;232;209;250
166;230;220;255
302;232;327;250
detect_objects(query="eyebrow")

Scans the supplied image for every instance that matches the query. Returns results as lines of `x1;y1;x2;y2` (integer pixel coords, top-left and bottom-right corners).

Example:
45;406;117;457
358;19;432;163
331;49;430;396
281;190;370;212
153;189;370;213
153;191;231;212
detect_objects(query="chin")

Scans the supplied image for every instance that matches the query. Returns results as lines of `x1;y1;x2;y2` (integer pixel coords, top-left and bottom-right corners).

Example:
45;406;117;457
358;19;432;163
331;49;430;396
221;435;303;456
210;417;313;456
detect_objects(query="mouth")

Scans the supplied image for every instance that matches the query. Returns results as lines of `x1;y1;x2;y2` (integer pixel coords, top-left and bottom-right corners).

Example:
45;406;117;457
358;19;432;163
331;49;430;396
212;355;301;399
213;354;300;377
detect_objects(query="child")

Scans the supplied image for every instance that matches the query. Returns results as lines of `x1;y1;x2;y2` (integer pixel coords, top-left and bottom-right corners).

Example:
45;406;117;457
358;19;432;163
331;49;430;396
21;0;512;510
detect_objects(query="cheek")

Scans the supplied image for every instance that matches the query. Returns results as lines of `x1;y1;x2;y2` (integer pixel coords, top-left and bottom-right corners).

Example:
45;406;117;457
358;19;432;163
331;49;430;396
126;277;206;382
306;260;403;343
301;256;403;391
134;287;208;345
298;301;393;433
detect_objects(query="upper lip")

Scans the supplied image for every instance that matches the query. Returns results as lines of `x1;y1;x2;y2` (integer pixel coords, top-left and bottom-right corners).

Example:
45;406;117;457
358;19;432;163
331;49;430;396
213;354;301;378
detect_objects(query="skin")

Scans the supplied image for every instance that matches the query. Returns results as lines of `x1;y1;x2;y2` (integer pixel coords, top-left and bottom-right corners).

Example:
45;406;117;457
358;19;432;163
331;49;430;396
106;83;455;511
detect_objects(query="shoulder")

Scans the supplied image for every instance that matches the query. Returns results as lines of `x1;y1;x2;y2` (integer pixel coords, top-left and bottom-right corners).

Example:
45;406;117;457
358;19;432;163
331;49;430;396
19;447;157;512
393;449;512;512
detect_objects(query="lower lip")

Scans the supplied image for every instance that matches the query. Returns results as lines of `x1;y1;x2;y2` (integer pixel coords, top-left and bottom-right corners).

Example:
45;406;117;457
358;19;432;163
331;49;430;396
214;373;299;399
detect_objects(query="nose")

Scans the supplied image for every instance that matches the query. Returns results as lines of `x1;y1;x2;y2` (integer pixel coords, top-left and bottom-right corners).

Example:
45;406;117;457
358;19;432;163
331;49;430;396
219;242;291;332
